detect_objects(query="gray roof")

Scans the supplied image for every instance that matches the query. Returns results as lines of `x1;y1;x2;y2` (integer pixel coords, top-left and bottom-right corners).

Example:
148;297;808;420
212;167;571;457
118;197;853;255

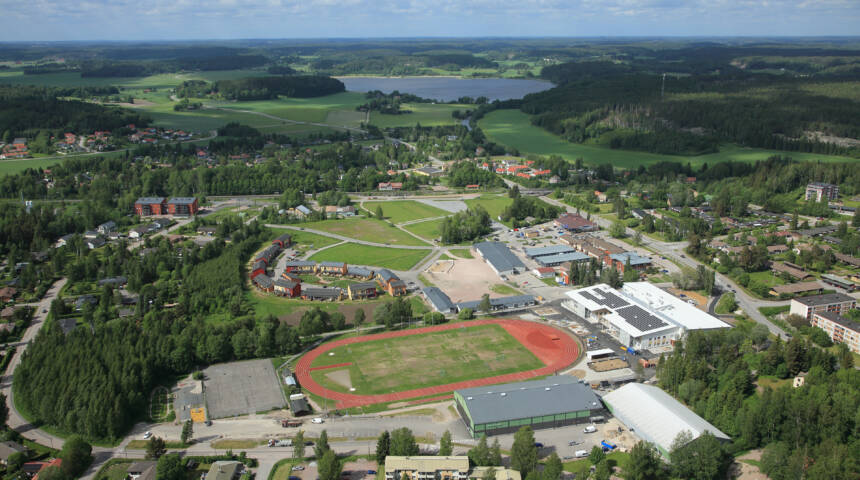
524;245;575;258
814;311;860;333
98;220;116;229
275;233;292;243
290;397;311;414
97;276;127;286
347;266;374;277
350;281;378;291
58;318;77;335
303;287;341;298
377;268;399;283
474;242;525;273
285;260;316;267
457;376;602;425
609;252;651;266
275;279;298;289
537;252;590;266
456;294;536;311
254;276;273;288
135;197;165;204
0;441;25;460
168;197;196;205
252;260;267;270
422;287;455;312
318;261;345;268
793;293;855;307
296;205;311;214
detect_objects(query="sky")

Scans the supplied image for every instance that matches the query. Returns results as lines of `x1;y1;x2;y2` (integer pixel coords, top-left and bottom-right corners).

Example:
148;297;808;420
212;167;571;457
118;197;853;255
0;0;858;41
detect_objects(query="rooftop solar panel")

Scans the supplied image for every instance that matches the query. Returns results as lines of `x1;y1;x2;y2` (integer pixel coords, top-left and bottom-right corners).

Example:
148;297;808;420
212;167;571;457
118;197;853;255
616;304;668;332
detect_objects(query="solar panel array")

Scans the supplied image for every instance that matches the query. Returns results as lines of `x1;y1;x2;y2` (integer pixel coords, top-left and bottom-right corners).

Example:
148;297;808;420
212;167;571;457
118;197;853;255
616;304;668;332
578;287;630;309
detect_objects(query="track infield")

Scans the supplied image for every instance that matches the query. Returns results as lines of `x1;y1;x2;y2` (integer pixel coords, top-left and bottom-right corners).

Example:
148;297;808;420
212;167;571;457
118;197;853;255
295;319;580;408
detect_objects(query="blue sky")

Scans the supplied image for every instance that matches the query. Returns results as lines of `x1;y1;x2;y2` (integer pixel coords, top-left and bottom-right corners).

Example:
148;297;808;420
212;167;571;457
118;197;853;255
1;0;858;41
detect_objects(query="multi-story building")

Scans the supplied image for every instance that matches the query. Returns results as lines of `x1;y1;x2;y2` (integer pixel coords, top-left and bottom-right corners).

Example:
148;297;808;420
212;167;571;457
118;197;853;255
811;311;860;354
789;293;857;321
134;197;167;216
805;182;839;202
384;457;469;480
167;197;199;216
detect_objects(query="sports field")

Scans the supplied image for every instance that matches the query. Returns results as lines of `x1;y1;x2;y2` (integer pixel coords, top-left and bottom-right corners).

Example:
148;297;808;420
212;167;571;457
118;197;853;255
300;218;431;246
295;318;581;408
309;243;430;270
309;323;542;395
364;200;449;224
479;109;857;167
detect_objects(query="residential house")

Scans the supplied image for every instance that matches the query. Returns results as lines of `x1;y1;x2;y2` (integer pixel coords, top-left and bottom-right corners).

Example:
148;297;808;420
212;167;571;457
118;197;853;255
86;237;106;249
167;197;199;216
301;287;342;301
197;226;217;236
274;279;301;298
33;459;62;480
83;230;100;239
281;272;302;283
0;441;25;465
129;226;149;239
384;456;470;480
206;461;243;480
127;461;157;480
771;261;810;281
255;245;280;265
58;318;77;335
1;306;15;320
770;281;825;297
284;261;316;274
289;205;312;219
346;266;375;279
533;267;555;279
97;276;127;287
805;182;839;202
378;182;403;191
318;261;347;276
97;221;117;235
0;287;17;303
631;208;649;220
766;244;789;254
54;233;75;248
250;261;267;279
253;275;274;292
347;282;378;300
376;269;407;296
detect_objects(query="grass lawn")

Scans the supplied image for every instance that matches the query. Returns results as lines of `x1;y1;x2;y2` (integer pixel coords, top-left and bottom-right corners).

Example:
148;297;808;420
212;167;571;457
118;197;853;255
369;103;468;128
715;293;738;314
364;200;449;224
308;323;543;395
310;243;431;270
211;439;266;449
563;452;630;476
403;219;444;241
479;109;857;168
748;271;786;288
270;459;300;480
270;228;341;250
301;218;431;246
756;375;792;391
464;195;513;222
490;283;522;295
94;459;135;480
0;157;68;176
449;248;474;259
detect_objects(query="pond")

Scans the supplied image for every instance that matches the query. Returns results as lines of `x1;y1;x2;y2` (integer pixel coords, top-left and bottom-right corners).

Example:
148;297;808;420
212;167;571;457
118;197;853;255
336;76;553;102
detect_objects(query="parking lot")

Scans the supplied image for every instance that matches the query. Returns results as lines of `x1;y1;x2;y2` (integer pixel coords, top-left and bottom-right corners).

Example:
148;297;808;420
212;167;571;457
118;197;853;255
203;359;286;419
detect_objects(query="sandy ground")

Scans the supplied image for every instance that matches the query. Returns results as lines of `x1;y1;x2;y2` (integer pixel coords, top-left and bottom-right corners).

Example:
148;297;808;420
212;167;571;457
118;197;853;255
730;450;768;480
668;288;709;310
424;258;507;303
325;369;353;390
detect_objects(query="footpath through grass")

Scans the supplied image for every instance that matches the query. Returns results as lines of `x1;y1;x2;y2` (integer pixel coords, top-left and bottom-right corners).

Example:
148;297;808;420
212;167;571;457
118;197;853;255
479;109;857;168
364;200;449;224
308;323;543;395
309;243;430;270
300;218;431;246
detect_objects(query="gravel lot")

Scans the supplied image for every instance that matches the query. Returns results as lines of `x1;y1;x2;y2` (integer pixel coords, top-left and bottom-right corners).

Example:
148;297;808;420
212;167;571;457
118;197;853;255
204;359;286;419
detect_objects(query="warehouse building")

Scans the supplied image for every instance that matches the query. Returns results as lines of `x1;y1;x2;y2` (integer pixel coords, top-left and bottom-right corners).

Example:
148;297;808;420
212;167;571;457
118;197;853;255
563;282;729;351
422;287;456;314
455;295;537;313
474;242;525;276
524;245;575;258
603;383;729;457
536;251;590;267
454;376;605;437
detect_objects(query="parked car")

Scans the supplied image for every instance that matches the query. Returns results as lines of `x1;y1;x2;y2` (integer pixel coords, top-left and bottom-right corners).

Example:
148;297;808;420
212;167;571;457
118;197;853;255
575;450;589;458
291;466;305;471
584;425;597;433
568;440;580;446
311;417;324;424
534;442;544;448
143;431;152;439
367;471;377;475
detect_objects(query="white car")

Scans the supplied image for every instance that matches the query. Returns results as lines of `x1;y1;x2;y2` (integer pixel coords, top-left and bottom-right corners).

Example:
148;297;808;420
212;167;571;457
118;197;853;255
311;417;324;424
143;431;152;439
583;425;597;433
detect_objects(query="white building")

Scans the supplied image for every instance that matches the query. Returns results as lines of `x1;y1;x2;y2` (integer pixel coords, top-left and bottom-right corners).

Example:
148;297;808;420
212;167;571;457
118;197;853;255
562;282;729;351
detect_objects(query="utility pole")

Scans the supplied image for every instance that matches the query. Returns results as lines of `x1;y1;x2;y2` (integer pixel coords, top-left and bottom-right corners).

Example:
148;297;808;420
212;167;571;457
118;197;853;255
661;73;666;99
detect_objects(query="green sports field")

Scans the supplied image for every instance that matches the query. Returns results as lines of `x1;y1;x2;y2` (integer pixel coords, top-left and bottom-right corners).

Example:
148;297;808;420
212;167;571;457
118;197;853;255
309;323;543;395
479;109;857;168
364;200;449;224
309;243;430;270
300;218;431;246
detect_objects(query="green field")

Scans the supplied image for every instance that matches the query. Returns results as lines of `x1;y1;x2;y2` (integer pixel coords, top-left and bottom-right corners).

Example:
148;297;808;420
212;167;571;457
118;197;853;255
300;218;431;246
309;323;543;395
364;200;449;224
464;195;514;222
369;102;469;128
0;69;268;88
402;218;443;241
448;248;474;259
309;243;430;270
479;109;857;168
270;228;341;250
490;283;522;295
0;156;68;175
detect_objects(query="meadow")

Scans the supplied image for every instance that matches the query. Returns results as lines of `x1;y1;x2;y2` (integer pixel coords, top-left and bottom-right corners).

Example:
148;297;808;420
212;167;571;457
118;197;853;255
368;102;469;128
479;109;857;167
299;218;431;246
402;219;444;241
464;194;514;222
309;243;431;270
363;200;449;224
308;323;543;395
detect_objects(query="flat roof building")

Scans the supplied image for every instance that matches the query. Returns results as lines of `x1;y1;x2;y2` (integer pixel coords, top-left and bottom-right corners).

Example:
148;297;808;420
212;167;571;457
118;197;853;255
789;293;857;321
454;376;604;437
811;311;860;354
384;457;469;480
537;251;590;267
603;383;730;458
422;287;456;314
455;295;536;313
524;245;575;258
474;242;525;276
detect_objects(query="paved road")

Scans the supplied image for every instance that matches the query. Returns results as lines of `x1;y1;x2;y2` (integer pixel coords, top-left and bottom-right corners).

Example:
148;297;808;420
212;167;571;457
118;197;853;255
2;278;68;449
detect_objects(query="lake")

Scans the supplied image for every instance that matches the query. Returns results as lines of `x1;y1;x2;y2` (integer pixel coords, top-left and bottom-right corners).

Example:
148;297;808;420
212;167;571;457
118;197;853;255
337;76;553;102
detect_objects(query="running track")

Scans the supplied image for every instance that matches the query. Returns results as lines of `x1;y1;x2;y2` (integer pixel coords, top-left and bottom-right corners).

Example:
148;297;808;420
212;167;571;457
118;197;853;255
294;319;580;408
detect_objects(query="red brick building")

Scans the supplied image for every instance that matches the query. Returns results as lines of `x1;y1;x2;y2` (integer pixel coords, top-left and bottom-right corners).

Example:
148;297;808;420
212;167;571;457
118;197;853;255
134;197;167;216
167;197;199;216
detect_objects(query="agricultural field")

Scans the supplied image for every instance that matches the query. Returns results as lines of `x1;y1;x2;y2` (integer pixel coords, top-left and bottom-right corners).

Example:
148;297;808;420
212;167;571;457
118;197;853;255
309;243;430;271
368;102;469;128
479;109;857;168
0;69;268;88
0;157;68;175
300;218;431;246
308;323;543;395
363;200;449;224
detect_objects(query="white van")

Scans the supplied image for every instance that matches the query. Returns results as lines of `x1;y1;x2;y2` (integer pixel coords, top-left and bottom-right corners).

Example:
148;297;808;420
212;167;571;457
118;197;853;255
583;425;597;433
311;417;324;424
575;450;588;458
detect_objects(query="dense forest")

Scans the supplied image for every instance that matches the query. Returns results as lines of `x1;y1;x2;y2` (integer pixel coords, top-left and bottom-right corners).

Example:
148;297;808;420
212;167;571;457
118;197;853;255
439;206;492;244
174;76;345;101
0;85;149;142
656;321;859;479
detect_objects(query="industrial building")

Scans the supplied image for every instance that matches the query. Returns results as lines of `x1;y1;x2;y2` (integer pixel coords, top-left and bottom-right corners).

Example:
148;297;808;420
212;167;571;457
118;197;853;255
603;383;730;457
454;376;605;437
474;242;525;276
563;282;729;351
455;295;537;313
789;293;857;321
524;245;591;267
422;287;456;314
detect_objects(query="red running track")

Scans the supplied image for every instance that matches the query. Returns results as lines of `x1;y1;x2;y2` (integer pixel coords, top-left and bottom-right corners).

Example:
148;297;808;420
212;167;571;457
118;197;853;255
294;318;580;409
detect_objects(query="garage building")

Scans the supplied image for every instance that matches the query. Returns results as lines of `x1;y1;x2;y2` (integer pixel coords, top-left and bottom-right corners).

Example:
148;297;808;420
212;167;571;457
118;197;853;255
454;376;605;437
603;383;729;457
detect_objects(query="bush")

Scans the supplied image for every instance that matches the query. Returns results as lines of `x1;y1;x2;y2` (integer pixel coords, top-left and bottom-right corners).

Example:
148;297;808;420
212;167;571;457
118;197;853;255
458;308;474;320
